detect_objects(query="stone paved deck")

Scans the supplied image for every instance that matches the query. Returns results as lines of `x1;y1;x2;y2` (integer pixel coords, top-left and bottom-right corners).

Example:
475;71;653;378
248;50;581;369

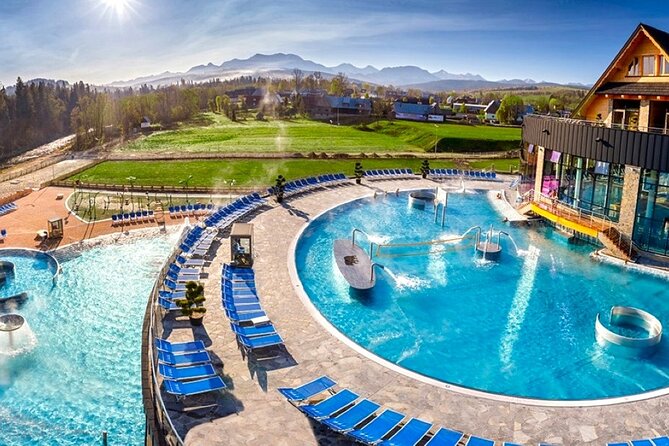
161;177;669;446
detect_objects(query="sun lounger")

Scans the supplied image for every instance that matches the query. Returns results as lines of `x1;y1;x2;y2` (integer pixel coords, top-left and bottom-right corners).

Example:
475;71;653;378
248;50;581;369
424;428;464;446
157;350;211;367
378;418;432;446
300;389;359;420
158;297;180;311
155;338;206;354
321;399;381;433
277;375;337;402
158;363;216;381
237;333;284;352
347;409;405;444
163;375;226;397
231;322;277;338
164;279;186;292
631;441;654;446
226;309;267;322
652;438;669;446
466;436;495;446
606;443;629;446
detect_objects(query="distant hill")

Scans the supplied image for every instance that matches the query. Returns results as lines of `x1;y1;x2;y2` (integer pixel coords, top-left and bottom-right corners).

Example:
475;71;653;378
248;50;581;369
98;52;590;91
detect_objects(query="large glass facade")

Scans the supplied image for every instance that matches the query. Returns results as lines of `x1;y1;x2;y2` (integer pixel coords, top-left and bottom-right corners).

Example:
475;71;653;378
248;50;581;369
541;153;623;221
633;169;669;255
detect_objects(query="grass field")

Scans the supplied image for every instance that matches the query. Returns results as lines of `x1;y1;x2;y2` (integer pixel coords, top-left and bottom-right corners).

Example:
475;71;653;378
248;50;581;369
69;158;519;188
120;113;521;154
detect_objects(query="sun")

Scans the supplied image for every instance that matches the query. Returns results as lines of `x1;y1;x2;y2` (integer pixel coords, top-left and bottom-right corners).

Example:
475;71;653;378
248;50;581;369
99;0;137;20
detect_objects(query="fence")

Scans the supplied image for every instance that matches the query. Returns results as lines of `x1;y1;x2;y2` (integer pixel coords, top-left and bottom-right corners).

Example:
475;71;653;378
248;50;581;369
142;225;191;446
0;154;69;184
50;180;263;195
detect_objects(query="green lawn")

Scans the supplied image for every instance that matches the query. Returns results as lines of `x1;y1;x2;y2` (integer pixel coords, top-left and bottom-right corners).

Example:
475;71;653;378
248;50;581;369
69;158;519;188
119;113;521;154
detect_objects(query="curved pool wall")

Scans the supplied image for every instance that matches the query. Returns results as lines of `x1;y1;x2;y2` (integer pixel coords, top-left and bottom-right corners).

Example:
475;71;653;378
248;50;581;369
0;233;176;446
293;190;669;403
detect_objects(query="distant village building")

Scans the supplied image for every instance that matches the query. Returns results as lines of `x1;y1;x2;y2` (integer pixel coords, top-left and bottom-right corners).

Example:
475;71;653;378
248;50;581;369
140;116;151;129
302;92;371;120
393;102;443;122
484;100;501;122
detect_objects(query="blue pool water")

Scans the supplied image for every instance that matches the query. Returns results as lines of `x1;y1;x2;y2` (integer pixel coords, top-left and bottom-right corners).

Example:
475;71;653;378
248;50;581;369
295;191;669;401
0;236;174;445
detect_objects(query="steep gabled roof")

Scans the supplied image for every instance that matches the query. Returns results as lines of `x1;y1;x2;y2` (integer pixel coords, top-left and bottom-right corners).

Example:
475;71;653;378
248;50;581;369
573;23;669;117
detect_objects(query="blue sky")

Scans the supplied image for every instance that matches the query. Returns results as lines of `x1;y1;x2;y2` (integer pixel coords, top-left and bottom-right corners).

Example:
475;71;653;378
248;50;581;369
1;0;669;87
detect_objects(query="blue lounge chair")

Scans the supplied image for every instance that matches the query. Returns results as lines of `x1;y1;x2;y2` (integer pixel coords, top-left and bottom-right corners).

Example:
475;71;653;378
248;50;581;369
157;350;211;366
347;409;405;444
300;389;359;420
502;443;522;446
226;309;267;322
163;375;226;397
652;438;669;446
607;443;629;446
632;441;654;446
237;333;284;352
230;322;277;338
277;375;337;402
378;418;432;446
466;436;495;446
322;399;381;433
160;290;185;299
158;363;216;381
425;428;464;446
155;338;206;353
158;297;180;311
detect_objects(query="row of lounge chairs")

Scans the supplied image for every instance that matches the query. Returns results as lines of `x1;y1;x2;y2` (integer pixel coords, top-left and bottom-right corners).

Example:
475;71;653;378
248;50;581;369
0;202;17;217
221;264;284;353
158;255;209;310
178;225;218;257
364;169;414;180
609;438;669;446
168;203;214;217
110;210;155;225
429;169;498;180
280;376;526;446
203;193;266;230
267;174;349;199
154;338;227;398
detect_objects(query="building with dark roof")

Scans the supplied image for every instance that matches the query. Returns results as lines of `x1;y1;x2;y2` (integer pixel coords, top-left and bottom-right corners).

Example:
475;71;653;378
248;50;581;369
521;23;669;258
393;102;443;122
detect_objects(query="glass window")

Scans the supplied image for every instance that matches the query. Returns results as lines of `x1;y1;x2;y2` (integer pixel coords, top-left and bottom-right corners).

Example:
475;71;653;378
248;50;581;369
628;57;640;76
642;55;656;76
661;55;669;75
633;169;669;255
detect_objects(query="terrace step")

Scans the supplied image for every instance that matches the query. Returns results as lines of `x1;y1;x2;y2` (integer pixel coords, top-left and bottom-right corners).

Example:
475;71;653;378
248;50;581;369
598;227;638;262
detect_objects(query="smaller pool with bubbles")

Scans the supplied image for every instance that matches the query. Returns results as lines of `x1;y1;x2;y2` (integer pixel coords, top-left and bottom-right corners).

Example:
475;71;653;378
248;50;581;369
0;235;175;446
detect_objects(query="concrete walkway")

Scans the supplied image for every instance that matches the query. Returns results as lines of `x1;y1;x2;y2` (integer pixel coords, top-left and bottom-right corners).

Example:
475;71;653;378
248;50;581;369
161;177;669;446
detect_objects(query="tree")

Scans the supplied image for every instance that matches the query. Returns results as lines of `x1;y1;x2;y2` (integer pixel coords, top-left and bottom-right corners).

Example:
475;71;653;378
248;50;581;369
329;72;348;96
496;95;524;124
292;68;303;91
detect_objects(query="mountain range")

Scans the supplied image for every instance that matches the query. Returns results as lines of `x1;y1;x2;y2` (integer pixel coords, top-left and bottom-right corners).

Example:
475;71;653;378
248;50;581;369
107;53;588;92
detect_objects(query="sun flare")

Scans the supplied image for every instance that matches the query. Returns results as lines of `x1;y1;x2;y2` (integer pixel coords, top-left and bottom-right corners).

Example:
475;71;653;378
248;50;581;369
100;0;136;20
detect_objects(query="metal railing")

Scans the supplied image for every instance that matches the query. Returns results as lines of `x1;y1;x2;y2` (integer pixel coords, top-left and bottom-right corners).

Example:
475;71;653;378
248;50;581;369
525;114;669;135
142;225;192;446
534;193;614;233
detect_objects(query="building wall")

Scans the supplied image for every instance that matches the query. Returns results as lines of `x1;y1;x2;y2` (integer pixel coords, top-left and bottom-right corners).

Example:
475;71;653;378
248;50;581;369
609;37;669;83
618;165;642;236
583;96;611;122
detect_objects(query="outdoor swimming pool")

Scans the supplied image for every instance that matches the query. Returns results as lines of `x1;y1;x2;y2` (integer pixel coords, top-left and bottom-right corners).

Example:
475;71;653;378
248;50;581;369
0;235;174;445
295;190;669;402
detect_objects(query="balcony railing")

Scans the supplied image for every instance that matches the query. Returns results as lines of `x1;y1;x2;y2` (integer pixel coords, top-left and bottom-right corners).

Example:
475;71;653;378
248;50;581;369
525;114;669;135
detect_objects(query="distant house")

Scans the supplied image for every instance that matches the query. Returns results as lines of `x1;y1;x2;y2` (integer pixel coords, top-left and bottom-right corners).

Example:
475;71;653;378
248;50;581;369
452;102;487;115
249;88;281;109
303;93;371;120
140;116;151;129
393;102;443;122
484;100;501;122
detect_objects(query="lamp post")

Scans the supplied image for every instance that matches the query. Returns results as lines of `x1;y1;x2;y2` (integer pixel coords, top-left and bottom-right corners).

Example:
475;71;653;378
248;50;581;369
126;176;136;212
179;174;193;204
229;179;236;202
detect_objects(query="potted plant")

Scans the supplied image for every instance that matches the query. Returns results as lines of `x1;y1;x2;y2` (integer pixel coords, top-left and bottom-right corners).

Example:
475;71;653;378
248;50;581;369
420;159;430;179
177;281;207;326
274;175;286;203
354;162;364;184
